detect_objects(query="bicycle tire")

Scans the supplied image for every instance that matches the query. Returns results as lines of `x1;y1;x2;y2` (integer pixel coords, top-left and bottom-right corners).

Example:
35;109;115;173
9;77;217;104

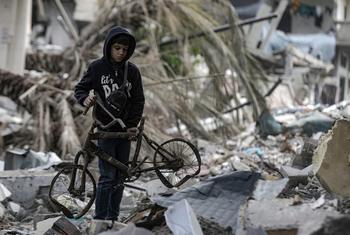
49;164;96;219
153;138;201;188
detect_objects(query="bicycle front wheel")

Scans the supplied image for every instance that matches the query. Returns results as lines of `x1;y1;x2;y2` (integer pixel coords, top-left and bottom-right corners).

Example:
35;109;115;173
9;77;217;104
153;138;201;188
49;164;96;219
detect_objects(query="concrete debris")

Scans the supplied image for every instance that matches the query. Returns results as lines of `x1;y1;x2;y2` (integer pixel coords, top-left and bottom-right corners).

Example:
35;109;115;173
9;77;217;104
245;198;339;234
4;147;62;171
0;170;57;208
0;182;11;202
3;3;350;233
298;215;350;235
280;165;312;186
8;201;22;215
252;178;289;200
313;119;350;197
36;216;82;235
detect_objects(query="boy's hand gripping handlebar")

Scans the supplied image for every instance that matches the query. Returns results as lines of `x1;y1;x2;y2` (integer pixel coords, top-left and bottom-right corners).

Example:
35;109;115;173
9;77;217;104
82;93;127;130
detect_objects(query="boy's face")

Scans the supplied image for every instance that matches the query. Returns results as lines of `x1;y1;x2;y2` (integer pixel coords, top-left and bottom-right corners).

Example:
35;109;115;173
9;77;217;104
111;42;129;63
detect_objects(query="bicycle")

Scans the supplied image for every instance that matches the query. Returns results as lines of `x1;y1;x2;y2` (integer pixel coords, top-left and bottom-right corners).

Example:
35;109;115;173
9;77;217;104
49;95;201;219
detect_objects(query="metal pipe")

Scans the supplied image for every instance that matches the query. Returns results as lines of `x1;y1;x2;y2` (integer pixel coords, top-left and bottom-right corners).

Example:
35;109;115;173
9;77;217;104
160;14;278;47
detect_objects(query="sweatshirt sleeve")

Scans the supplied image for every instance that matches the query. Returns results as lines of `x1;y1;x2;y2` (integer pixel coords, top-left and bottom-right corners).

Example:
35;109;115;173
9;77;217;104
126;68;145;127
74;65;94;106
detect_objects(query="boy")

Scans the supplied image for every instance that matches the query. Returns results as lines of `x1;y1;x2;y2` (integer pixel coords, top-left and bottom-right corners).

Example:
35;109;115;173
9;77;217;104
74;26;145;221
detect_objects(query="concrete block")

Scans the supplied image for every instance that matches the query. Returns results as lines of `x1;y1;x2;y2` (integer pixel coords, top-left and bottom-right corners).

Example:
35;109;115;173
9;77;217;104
0;170;56;208
246;198;339;233
313;119;350;197
279;166;310;186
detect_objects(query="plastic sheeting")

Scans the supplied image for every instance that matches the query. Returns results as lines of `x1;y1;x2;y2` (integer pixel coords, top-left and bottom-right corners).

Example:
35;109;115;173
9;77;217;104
152;171;260;231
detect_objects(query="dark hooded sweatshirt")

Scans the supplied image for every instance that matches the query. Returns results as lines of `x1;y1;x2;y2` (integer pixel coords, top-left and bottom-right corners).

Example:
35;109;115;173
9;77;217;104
74;26;145;130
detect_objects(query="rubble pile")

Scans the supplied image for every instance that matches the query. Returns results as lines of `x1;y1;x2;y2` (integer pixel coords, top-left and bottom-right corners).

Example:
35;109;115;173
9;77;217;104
1;0;350;234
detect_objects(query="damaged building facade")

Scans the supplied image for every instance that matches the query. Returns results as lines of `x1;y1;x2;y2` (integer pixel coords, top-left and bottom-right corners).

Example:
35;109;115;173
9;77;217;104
233;0;350;106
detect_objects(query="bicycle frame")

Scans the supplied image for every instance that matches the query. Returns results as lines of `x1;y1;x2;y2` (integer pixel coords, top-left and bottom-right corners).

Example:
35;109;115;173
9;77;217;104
68;93;186;195
75;118;181;178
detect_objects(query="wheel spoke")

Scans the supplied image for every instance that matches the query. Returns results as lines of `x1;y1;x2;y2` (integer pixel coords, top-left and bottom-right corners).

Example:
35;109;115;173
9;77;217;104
153;139;201;187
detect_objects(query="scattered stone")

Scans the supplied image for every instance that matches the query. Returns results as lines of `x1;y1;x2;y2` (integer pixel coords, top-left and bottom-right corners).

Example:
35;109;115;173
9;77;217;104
230;156;251;171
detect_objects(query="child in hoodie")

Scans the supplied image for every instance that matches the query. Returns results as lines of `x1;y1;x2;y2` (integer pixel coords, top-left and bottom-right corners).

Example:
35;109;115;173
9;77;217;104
74;26;145;221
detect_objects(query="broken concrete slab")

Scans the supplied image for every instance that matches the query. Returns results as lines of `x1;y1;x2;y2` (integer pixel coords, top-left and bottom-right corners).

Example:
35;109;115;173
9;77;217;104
0;170;57;208
87;219;127;235
4;148;61;170
0;182;11;202
280;165;312;186
246;198;339;234
298;215;350;235
313;119;350;197
33;213;62;230
8;201;22;215
252;178;289;200
36;216;81;235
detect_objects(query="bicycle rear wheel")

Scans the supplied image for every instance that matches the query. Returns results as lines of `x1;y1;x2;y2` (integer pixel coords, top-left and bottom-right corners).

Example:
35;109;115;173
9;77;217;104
49;164;96;219
153;138;201;188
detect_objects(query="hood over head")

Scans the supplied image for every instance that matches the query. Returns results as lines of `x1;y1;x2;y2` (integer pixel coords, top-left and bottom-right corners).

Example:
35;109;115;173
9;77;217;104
103;26;136;65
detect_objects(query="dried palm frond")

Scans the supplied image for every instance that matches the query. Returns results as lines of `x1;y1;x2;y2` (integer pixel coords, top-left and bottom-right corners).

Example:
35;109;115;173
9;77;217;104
1;0;271;156
57;99;81;158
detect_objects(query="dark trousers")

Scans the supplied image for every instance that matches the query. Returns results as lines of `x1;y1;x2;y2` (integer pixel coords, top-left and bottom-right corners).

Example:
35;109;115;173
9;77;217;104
94;138;130;220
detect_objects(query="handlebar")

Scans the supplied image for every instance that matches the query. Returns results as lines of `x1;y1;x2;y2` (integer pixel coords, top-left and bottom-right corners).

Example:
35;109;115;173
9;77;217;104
82;93;145;132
